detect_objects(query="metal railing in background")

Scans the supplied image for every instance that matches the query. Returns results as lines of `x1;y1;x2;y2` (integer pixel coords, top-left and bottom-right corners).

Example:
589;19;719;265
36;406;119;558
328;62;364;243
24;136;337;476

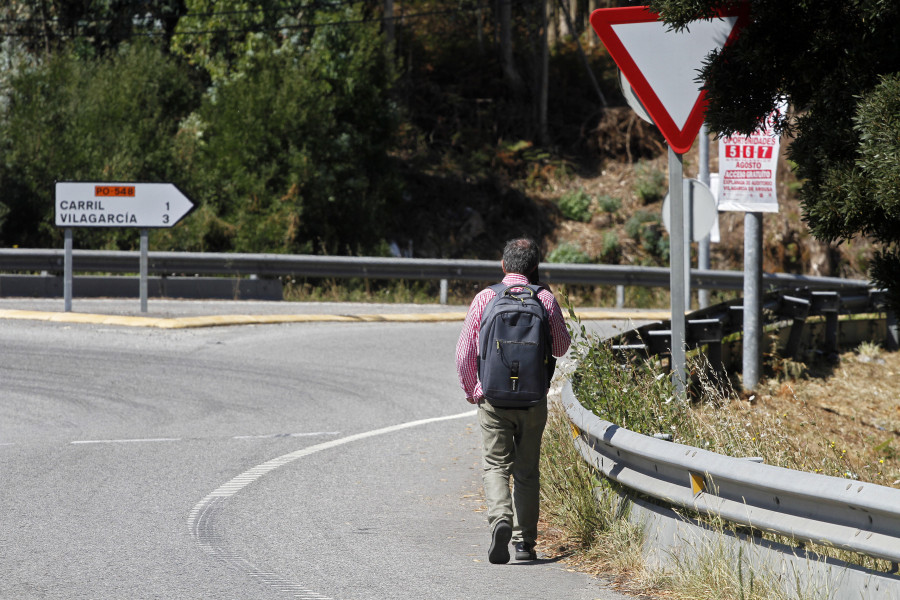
0;248;872;305
607;286;898;369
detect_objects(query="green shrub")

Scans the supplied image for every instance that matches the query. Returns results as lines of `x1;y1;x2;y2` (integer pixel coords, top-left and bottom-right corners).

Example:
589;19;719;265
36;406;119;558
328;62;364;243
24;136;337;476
558;189;593;222
547;242;591;264
634;161;667;204
640;222;669;261
597;194;622;213
624;210;657;239
599;231;621;263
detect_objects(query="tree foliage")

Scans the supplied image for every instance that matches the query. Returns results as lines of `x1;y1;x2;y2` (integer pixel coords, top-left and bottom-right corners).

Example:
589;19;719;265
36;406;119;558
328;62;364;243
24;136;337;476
0;2;399;255
0;1;620;257
649;0;900;308
171;0;299;84
0;0;185;56
172;3;399;254
0;41;201;248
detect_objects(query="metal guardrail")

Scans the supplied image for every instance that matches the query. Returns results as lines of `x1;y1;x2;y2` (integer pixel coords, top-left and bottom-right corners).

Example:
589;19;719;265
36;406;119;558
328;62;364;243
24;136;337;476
561;380;900;565
0;248;872;291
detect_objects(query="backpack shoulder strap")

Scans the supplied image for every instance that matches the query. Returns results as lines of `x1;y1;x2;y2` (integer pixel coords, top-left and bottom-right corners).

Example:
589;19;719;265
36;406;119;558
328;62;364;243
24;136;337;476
487;283;507;297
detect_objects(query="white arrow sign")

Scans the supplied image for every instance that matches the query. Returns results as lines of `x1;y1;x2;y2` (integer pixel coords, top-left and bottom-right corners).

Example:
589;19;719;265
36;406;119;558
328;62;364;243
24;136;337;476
55;182;194;228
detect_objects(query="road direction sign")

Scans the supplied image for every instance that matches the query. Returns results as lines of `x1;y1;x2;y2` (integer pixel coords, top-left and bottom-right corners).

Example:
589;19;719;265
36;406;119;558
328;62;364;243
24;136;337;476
55;182;194;228
590;6;749;154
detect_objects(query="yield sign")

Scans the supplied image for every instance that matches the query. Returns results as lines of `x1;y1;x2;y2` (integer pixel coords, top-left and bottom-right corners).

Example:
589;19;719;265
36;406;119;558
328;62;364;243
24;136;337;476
590;6;749;154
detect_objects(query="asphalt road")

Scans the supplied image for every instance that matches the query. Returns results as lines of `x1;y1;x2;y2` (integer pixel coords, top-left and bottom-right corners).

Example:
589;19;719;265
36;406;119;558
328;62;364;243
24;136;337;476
0;301;643;600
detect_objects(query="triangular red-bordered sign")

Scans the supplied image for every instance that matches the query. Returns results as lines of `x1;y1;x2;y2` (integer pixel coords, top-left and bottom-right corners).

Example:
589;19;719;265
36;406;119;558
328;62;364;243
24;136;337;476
590;6;749;154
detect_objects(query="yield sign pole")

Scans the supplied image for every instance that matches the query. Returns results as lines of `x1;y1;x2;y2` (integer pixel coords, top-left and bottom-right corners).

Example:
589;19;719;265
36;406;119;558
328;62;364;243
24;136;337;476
589;6;748;397
668;149;687;394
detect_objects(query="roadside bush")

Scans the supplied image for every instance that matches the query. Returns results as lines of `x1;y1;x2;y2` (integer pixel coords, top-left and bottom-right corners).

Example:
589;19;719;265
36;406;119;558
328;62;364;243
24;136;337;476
558;188;593;222
634;161;667;204
547;242;591;264
597;194;622;213
599;231;621;263
624;210;657;239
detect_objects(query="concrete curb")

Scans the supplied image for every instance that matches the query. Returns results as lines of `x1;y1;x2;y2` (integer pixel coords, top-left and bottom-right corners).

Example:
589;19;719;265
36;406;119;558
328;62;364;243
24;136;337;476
0;308;671;329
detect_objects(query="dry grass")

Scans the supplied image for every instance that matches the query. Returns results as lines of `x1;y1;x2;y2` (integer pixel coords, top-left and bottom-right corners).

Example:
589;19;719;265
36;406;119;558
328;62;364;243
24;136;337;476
745;344;900;487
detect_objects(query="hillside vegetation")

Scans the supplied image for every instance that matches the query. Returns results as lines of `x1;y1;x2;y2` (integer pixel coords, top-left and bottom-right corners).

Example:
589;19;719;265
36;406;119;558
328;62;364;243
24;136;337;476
0;1;875;288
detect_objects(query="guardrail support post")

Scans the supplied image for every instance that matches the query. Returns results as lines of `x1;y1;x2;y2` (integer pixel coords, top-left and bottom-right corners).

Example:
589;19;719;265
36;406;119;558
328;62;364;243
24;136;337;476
616;285;625;308
781;296;811;359
812;291;840;357
887;310;899;352
688;317;725;382
440;278;448;305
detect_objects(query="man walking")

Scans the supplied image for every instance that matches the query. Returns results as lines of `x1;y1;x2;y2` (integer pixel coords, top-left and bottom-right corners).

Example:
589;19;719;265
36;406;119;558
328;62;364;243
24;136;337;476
455;238;571;564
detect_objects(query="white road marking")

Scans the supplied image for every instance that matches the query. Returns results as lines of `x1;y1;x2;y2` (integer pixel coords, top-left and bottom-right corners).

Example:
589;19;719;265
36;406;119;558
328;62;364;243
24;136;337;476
188;409;478;598
71;437;182;445
232;432;341;440
67;432;342;445
194;410;477;503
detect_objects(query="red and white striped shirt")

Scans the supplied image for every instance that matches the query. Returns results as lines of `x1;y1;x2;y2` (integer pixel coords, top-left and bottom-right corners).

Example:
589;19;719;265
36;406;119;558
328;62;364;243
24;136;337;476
455;273;571;401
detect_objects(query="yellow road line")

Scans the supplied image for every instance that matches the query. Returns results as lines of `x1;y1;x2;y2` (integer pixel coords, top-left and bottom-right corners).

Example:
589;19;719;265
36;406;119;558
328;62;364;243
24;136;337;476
0;308;670;329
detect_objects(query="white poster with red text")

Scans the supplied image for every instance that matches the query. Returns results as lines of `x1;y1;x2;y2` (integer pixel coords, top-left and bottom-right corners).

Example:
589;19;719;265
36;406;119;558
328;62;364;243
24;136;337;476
717;106;784;213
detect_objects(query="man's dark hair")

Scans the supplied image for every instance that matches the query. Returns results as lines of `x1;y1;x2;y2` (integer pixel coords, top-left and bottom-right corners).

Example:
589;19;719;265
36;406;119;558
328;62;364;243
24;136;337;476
502;238;540;276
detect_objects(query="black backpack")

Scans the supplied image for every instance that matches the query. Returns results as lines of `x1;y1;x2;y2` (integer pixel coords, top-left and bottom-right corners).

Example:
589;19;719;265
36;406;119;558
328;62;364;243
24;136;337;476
477;283;555;408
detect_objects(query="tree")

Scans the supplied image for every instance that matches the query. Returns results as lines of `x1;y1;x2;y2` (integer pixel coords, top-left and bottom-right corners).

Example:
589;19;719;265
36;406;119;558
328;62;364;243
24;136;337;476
171;2;400;255
649;0;900;309
0;0;186;57
0;41;201;249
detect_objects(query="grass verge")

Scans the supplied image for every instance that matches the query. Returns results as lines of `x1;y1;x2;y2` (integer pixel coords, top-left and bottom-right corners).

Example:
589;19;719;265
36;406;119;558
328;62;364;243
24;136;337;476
539;312;900;599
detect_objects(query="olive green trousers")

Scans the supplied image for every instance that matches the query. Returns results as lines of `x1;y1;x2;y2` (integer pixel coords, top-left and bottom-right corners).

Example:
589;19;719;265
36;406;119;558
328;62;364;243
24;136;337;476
478;398;548;545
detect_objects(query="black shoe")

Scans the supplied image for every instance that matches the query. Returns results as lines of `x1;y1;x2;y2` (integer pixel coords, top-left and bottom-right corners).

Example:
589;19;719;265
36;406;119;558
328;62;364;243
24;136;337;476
488;521;512;564
515;541;537;561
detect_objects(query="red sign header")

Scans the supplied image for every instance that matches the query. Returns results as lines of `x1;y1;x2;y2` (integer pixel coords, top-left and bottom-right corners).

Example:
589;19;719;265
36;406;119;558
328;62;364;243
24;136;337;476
95;186;135;197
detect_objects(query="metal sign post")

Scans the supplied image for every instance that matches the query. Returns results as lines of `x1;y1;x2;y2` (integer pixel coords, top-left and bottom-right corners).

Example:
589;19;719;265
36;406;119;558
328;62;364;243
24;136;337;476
716;104;785;390
140;229;149;313
684;181;693;310
64;228;73;312
668;148;687;396
661;176;716;394
743;212;763;389
698;123;711;309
